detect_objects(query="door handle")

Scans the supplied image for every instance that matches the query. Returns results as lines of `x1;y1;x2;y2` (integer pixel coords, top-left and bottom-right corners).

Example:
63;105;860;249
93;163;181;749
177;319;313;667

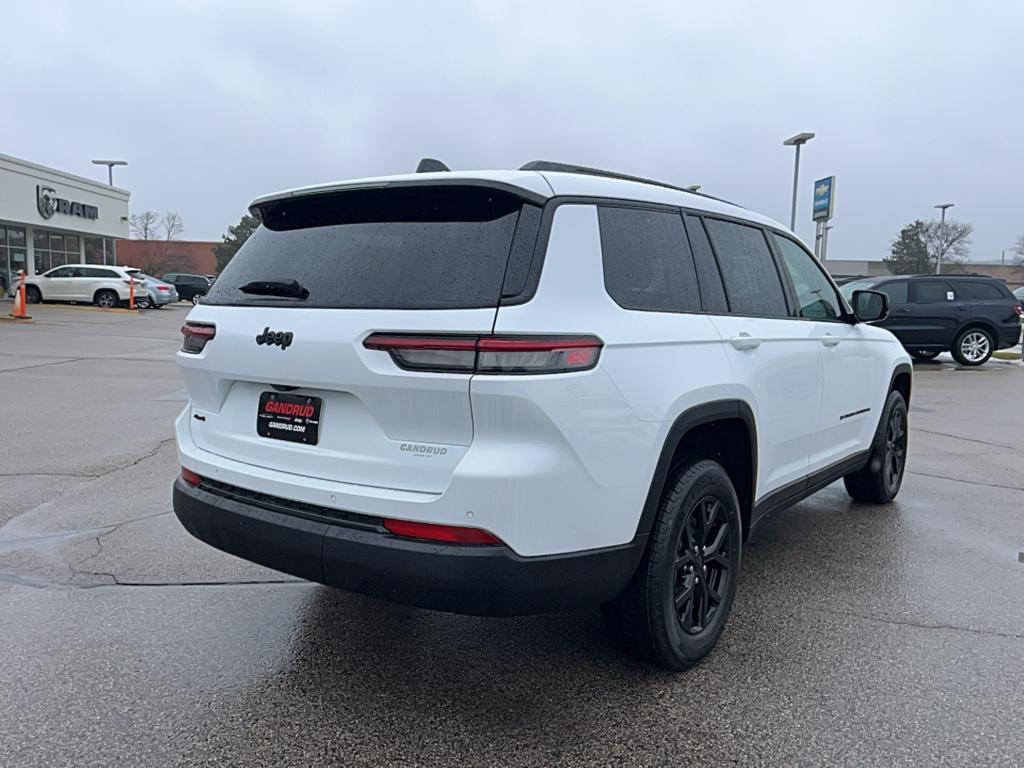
821;333;841;347
895;307;912;314
955;305;968;312
729;333;761;351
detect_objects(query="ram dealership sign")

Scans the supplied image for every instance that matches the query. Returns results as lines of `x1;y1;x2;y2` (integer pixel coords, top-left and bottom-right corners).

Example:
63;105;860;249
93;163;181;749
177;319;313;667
36;185;99;221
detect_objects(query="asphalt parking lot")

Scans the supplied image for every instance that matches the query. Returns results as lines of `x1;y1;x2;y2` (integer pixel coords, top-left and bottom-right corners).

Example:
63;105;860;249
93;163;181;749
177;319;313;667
1;304;1022;767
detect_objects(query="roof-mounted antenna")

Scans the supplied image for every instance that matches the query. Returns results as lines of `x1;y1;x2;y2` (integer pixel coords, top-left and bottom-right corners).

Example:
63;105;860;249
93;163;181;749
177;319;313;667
416;158;451;173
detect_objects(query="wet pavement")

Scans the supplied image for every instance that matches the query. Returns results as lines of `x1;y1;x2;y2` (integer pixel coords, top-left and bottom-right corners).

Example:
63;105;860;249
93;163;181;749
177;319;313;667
2;304;1022;767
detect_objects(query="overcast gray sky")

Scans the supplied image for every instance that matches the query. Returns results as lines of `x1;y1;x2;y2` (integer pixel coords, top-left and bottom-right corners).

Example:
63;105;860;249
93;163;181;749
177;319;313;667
4;1;1021;262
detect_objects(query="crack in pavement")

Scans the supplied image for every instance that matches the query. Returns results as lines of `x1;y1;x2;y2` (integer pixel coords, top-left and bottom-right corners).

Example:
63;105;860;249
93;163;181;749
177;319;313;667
0;437;176;484
911;427;1016;451
907;469;1023;492
0;358;84;373
808;607;1024;641
0;510;173;551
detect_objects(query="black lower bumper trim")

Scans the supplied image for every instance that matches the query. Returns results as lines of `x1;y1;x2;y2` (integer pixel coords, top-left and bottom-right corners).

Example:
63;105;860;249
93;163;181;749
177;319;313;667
172;479;646;617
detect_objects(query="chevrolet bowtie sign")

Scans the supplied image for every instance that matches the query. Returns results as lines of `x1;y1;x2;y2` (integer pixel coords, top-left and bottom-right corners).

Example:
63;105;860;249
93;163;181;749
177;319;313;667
812;176;835;222
36;186;99;221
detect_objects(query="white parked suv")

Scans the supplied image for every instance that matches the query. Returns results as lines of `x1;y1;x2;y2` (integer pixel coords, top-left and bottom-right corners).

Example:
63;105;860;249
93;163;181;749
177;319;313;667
23;264;148;308
173;161;912;669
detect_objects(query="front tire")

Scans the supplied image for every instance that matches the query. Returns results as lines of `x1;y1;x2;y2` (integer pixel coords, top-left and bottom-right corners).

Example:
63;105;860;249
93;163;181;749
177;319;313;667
951;327;993;366
25;286;42;304
602;458;742;670
843;390;908;503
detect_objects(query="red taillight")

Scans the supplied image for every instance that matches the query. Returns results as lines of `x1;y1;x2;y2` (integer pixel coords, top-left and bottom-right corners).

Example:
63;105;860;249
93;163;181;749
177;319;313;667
181;322;216;354
1015;303;1022;317
363;333;602;374
383;518;502;545
157;285;170;292
181;467;202;486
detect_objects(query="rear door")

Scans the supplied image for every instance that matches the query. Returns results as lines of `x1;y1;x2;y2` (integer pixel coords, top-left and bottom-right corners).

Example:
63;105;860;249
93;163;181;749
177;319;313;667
180;184;542;495
906;279;962;346
699;217;822;497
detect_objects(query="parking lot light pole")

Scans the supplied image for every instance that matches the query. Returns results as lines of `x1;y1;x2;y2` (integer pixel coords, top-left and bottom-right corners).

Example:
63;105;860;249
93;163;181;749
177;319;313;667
934;202;954;274
92;159;127;186
783;132;815;231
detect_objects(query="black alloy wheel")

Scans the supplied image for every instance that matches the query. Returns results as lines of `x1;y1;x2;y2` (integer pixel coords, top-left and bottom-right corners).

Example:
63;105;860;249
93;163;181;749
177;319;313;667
883;406;907;492
675;496;734;635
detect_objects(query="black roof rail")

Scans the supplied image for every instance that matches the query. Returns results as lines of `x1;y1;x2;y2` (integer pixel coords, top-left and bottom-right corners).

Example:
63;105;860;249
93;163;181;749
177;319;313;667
519;160;743;208
415;158;450;173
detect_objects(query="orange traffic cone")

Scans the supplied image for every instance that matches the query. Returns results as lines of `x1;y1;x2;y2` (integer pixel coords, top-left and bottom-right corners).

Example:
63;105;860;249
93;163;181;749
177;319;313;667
9;270;30;320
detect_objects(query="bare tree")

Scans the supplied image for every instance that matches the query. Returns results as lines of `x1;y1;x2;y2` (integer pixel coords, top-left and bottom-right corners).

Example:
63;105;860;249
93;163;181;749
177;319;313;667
127;210;188;274
129;211;161;240
161;211;184;241
922;219;973;272
1013;233;1024;265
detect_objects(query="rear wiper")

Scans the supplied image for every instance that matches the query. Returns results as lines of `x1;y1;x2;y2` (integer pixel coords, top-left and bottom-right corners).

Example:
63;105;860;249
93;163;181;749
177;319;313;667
238;279;310;299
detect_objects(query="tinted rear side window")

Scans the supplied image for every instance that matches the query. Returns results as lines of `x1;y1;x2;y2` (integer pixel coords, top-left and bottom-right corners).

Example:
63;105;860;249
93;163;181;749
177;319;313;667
598;206;701;312
683;215;729;312
913;281;953;303
704;219;789;317
206;186;529;309
958;281;1006;300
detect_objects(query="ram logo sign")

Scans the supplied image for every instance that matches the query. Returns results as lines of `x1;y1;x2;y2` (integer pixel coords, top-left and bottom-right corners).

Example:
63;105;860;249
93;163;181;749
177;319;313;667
36;185;99;221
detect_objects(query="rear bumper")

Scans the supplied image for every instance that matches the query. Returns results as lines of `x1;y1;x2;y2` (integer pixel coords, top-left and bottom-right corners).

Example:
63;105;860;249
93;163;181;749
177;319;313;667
997;323;1021;350
172;478;646;616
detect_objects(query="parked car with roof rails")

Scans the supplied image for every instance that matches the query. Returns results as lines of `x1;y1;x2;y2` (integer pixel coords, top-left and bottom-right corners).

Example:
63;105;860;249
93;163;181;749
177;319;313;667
840;274;1022;365
22;264;147;308
161;272;211;304
173;159;912;670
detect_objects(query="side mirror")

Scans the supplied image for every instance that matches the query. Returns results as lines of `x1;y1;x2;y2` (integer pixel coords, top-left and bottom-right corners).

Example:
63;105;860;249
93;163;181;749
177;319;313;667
852;290;889;323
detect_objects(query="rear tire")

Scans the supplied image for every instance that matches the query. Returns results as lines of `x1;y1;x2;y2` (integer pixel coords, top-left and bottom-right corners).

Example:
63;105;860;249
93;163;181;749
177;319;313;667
843;390;908;503
191;293;202;305
951;327;993;366
910;350;940;361
95;290;118;309
602;458;742;670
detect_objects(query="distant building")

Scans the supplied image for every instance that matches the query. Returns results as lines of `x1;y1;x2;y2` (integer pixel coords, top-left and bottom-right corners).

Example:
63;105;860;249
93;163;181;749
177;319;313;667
824;259;1024;290
1;152;130;293
115;239;218;277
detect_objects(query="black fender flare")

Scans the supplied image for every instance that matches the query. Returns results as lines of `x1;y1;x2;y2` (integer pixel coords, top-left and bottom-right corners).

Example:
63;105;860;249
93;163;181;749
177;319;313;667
636;399;757;537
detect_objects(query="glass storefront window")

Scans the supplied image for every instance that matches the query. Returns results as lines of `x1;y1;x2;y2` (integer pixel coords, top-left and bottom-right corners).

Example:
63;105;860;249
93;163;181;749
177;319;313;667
30;227;85;274
84;236;104;264
1;226;28;293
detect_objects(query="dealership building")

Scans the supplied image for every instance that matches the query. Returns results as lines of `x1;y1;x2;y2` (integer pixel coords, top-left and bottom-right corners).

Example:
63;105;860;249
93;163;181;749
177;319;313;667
0;152;130;293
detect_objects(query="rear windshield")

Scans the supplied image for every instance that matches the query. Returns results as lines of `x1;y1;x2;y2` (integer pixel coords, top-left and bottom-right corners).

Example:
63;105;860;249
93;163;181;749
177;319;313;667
205;185;533;309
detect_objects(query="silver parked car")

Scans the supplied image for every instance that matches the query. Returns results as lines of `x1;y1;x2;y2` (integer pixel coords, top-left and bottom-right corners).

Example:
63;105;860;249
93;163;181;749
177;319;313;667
137;274;179;308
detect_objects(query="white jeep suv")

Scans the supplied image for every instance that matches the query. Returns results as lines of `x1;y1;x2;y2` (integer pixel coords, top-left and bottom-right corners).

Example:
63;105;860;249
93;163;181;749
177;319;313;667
173;161;911;669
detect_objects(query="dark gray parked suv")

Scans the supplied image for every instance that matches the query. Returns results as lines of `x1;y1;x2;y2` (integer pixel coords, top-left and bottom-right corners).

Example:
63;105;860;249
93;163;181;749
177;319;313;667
161;273;211;304
841;274;1022;365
